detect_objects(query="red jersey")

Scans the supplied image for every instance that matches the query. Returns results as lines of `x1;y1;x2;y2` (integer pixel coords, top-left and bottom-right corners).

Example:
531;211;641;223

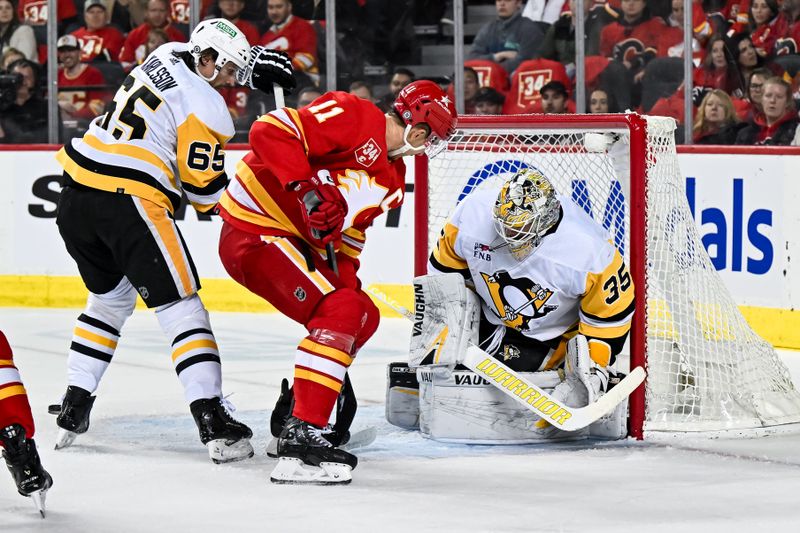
170;0;213;25
232;18;260;45
18;0;78;63
119;23;187;66
260;15;319;80
751;15;788;58
58;64;107;120
71;26;125;62
775;13;800;55
218;92;405;259
219;86;250;118
599;16;664;69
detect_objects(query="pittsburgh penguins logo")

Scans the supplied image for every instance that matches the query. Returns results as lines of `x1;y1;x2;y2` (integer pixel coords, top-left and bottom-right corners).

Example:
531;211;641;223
480;270;557;331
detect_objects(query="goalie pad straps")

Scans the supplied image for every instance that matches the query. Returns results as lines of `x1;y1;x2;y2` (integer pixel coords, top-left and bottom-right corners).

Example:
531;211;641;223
409;273;481;367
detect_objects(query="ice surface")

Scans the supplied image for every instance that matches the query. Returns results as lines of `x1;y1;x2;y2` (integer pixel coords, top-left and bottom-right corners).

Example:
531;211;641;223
2;309;800;532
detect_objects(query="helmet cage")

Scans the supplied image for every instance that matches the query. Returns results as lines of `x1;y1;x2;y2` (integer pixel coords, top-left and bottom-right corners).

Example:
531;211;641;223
492;169;561;259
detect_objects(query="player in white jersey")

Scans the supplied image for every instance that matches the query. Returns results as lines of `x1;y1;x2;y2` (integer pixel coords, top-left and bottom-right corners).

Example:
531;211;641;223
387;168;635;442
52;19;296;463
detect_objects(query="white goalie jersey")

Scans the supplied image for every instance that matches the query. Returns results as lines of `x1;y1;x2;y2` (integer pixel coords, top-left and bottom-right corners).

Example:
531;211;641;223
429;187;635;365
56;42;234;215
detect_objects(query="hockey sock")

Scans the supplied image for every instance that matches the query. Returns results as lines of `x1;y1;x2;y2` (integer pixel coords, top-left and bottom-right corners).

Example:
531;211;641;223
156;294;222;404
67;278;136;394
292;329;355;428
0;332;35;439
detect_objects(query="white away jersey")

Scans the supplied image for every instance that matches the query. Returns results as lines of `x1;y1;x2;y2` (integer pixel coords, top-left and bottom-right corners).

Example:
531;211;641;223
57;42;234;214
429;187;635;346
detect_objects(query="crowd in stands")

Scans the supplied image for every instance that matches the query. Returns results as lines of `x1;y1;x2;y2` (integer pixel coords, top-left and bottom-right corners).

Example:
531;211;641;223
3;0;800;145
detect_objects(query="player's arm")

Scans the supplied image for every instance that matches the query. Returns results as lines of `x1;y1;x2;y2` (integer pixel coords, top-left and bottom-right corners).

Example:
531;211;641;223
176;113;232;213
428;217;471;282
579;248;635;368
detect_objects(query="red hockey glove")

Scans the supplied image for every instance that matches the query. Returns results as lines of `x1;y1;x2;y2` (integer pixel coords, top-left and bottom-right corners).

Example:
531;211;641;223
293;176;346;245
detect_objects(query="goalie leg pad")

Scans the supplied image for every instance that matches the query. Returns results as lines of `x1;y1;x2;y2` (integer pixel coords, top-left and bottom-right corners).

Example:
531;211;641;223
417;367;588;443
409;273;481;367
385;362;420;429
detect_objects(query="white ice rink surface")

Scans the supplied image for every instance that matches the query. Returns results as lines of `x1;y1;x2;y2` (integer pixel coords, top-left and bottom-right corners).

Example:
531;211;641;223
2;308;800;533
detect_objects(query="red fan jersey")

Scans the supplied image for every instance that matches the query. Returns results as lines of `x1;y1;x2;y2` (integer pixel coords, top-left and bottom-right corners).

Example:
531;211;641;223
58;64;108;120
119;23;187;67
219;86;250;118
218;92;405;259
599;16;664;68
18;0;78;62
71;26;125;62
169;0;213;25
260;15;319;80
751;15;788;58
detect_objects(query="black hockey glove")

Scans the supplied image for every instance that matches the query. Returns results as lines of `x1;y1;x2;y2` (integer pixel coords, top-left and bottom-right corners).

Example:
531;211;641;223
236;46;296;94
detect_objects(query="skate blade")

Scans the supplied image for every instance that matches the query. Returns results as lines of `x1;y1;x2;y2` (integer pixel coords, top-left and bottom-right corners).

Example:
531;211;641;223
54;428;78;450
30;489;47;518
207;438;254;464
269;457;352;485
265;437;278;458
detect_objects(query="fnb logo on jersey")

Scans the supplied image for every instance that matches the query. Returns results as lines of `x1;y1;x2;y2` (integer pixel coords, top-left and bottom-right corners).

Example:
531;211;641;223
354;138;381;168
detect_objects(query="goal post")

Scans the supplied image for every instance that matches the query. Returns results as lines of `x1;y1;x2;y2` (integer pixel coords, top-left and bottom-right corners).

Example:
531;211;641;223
413;113;800;439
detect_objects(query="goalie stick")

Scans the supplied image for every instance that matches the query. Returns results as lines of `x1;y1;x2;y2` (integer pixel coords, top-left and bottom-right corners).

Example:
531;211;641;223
367;286;646;432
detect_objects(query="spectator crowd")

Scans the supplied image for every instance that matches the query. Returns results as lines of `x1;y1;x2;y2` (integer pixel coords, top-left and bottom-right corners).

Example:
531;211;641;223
2;0;800;145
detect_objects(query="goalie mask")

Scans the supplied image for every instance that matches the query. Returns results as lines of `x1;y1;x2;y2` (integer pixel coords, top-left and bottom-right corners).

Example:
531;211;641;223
493;169;561;260
189;18;250;82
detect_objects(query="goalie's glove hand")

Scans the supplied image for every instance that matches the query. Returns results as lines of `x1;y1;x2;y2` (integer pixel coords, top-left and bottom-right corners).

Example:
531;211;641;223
293;175;346;245
236;46;296;94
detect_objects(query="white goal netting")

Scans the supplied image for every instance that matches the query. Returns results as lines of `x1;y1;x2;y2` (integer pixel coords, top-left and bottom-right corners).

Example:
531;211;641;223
422;114;800;435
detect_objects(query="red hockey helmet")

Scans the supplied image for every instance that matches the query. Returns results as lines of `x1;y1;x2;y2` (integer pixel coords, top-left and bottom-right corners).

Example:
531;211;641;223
392;80;458;143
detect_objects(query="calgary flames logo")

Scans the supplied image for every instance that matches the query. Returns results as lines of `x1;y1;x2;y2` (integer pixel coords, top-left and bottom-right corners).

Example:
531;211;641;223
480;270;557;331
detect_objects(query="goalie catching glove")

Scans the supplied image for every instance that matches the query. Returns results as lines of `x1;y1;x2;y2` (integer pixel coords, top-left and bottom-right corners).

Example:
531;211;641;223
292;172;347;245
236;46;296;94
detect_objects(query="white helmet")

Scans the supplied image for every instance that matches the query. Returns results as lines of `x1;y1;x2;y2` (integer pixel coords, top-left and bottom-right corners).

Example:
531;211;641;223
189;18;250;82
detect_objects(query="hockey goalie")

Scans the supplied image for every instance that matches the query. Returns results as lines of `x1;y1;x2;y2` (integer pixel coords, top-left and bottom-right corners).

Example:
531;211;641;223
386;168;636;443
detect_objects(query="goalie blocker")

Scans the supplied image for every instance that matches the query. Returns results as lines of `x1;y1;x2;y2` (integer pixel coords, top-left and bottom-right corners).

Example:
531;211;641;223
385;273;628;442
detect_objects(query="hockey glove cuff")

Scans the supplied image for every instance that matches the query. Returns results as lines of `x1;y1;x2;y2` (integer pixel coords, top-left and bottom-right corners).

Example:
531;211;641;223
293;177;346;245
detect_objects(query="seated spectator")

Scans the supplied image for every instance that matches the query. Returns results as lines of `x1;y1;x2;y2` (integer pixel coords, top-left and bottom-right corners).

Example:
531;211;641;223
0;58;47;143
119;0;186;70
588;87;619;112
741;67;771;119
1;46;23;68
447;66;480;114
296;85;321;107
349;80;373;101
465;59;510;95
17;0;78;63
261;0;319;87
71;0;126;63
692;89;744;144
693;35;746;101
468;0;544;76
105;0;137;33
0;0;36;61
539;0;607;70
776;0;800;56
56;35;107;123
750;0;784;59
540;80;569;114
213;0;259;44
656;0;710;61
724;0;751;38
474;86;505;114
376;67;414;112
732;34;778;90
736;77;799;144
600;0;665;81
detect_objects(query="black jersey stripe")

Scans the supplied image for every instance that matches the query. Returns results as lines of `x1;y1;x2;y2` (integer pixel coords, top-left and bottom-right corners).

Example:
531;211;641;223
182;172;229;197
70;341;113;363
581;298;636;324
64;142;182;210
77;313;120;336
172;328;213;346
175;353;221;375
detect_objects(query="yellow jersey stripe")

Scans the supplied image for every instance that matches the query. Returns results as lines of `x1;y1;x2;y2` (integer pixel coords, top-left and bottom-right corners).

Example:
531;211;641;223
298;338;353;366
295;368;342;392
432;222;468;270
141;200;193;296
274;240;335;293
172;339;219;361
236;161;304;237
74;327;118;349
0;384;26;401
0;359;15;366
219;194;287;231
579;321;632;339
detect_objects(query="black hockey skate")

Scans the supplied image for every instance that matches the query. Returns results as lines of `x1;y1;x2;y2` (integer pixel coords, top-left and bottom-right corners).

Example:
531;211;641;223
1;424;53;518
190;397;254;464
54;385;96;450
270;416;357;485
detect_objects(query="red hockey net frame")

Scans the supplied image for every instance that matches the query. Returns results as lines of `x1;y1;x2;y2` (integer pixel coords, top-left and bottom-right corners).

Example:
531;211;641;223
413;114;652;440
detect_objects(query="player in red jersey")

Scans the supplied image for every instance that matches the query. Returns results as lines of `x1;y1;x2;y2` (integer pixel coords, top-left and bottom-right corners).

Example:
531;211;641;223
71;0;125;63
217;80;457;484
56;35;108;122
260;0;319;85
0;331;52;517
119;0;186;69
